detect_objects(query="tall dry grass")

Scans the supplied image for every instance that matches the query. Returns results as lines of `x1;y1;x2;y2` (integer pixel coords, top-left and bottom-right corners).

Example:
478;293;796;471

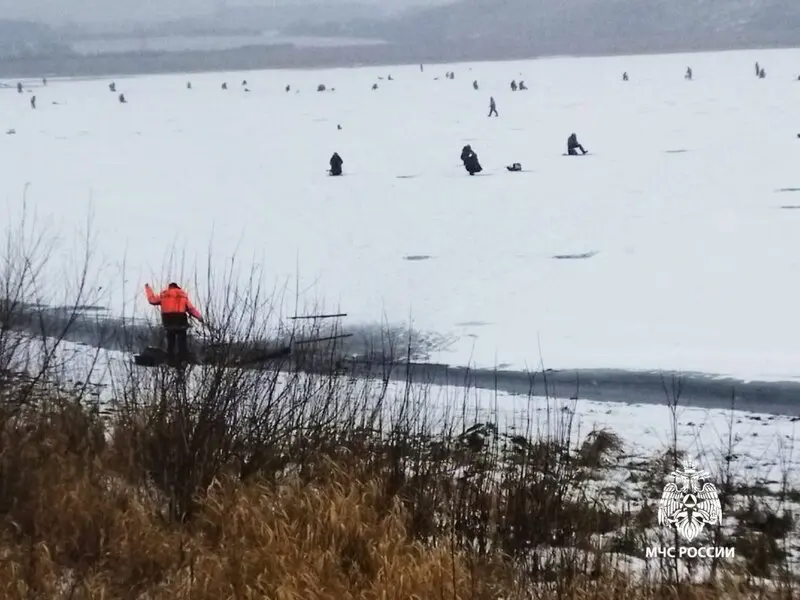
0;391;794;600
0;393;791;600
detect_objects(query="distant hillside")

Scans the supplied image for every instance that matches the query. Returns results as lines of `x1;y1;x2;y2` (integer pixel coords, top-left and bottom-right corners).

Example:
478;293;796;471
57;3;391;39
283;0;800;56
0;20;73;58
2;0;799;78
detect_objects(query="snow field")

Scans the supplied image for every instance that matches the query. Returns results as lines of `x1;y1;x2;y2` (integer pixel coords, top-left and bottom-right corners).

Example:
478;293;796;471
2;47;800;379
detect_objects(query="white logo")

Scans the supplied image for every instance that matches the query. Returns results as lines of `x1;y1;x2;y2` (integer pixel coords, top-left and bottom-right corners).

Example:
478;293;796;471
657;458;722;541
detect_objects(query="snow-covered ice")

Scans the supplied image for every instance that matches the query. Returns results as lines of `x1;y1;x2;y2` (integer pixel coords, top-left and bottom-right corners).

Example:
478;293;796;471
2;47;800;380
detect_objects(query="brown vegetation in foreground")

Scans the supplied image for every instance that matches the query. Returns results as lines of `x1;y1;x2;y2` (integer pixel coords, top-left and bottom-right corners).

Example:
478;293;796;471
0;372;796;600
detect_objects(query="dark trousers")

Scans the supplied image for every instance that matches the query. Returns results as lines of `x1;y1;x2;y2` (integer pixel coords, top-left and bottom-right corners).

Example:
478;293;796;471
568;144;586;155
488;107;498;117
162;313;189;360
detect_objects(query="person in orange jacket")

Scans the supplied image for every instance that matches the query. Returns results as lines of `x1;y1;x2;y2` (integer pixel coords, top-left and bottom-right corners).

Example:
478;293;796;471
144;282;203;362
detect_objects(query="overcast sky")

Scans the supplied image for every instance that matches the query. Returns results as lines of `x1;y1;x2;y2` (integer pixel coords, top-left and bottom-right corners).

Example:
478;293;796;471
0;0;431;25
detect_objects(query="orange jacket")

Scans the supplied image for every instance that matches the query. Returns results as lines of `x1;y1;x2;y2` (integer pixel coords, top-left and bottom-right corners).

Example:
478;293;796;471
145;284;202;320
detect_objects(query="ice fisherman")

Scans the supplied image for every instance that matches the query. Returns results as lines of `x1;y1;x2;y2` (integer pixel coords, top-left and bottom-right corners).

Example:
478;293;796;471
119;93;127;104
622;72;629;81
30;96;36;109
473;80;479;90
329;152;344;176
510;80;518;91
518;80;527;90
109;82;116;92
16;82;22;93
461;145;483;175
685;67;692;80
567;133;587;156
488;96;498;117
144;282;204;362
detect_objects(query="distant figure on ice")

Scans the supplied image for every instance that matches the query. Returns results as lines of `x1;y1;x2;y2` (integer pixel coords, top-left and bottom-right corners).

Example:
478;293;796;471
109;82;116;92
337;124;342;130
372;83;378;90
420;64;424;72
510;80;518;91
622;71;629;81
144;282;204;363
329;152;343;176
16;82;22;93
388;74;393;81
286;84;291;92
473;79;479;90
685;67;693;80
317;84;326;92
187;81;192;89
241;80;247;86
119;93;127;104
461;145;483;175
488;96;498;117
42;77;47;86
30;96;36;109
221;82;228;90
506;162;522;172
518;80;528;90
567;133;587;155
755;62;760;76
758;68;766;79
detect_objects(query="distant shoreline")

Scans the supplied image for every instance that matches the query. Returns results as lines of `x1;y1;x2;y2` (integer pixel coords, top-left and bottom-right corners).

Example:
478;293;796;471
0;40;798;80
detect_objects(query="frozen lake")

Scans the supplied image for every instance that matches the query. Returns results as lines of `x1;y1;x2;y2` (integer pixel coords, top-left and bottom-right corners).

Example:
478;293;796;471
2;47;800;380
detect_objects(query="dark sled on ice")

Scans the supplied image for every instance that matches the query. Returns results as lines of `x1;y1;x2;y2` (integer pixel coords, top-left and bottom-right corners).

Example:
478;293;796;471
133;333;352;369
134;311;352;370
133;344;292;368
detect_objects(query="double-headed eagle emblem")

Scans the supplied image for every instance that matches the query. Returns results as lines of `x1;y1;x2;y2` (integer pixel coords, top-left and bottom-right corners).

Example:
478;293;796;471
657;458;722;541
